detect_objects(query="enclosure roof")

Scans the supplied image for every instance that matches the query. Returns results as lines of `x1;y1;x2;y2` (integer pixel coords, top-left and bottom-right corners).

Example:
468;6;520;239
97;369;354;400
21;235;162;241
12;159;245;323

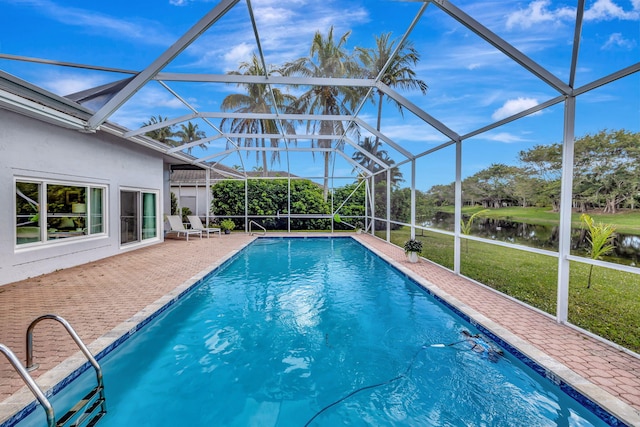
1;0;638;183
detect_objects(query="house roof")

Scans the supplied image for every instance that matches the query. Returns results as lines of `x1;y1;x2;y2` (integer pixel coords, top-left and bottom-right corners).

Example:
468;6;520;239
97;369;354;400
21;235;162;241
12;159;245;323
170;168;300;184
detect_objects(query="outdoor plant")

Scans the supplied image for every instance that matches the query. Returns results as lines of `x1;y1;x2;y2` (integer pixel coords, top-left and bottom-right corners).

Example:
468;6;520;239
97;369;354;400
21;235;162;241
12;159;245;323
580;213;616;288
404;238;423;254
461;209;489;252
181;207;192;223
170;192;178;215
219;219;236;233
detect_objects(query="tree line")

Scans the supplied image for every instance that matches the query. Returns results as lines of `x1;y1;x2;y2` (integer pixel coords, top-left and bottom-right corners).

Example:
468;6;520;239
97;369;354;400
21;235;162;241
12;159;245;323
425;129;640;214
144;27;426;200
211;179;365;230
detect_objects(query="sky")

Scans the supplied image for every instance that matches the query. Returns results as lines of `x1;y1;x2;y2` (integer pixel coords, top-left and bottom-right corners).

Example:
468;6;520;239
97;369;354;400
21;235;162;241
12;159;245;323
1;0;639;191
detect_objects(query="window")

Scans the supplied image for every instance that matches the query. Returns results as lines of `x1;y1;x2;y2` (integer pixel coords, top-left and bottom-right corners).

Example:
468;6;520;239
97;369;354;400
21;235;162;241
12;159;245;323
120;190;158;245
16;180;106;246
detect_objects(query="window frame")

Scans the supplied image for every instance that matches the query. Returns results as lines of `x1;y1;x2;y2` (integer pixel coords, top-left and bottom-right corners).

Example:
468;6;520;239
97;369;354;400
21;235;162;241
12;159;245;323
15;178;108;248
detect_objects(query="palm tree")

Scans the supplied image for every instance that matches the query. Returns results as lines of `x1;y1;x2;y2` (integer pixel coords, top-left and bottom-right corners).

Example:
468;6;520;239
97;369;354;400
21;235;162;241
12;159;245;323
281;26;363;200
356;32;428;164
174;121;206;154
352;137;403;187
142;115;177;146
221;53;296;177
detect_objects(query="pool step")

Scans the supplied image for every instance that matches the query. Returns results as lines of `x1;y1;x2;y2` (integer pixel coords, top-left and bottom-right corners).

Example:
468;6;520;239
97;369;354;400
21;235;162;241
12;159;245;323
57;385;107;427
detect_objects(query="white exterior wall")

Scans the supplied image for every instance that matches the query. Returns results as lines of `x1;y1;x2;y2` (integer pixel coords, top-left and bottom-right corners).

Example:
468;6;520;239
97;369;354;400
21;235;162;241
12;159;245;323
0;109;165;286
170;184;209;217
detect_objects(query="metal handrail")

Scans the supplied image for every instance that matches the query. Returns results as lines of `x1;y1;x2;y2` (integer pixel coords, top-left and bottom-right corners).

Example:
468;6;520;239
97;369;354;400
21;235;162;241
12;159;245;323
27;315;103;388
249;220;266;236
0;344;55;427
26;314;107;426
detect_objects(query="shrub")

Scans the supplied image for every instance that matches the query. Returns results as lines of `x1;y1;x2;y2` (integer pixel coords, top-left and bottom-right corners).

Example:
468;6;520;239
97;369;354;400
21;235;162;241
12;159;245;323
219;219;236;232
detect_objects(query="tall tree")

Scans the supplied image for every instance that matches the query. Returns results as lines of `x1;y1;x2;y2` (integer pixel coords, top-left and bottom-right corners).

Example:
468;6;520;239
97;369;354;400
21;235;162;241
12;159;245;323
142;115;177;146
356;32;427;164
464;163;523;208
519;143;562;211
573;130;640;213
221;53;297;177
281;26;363;200
174;121;206;154
352;137;403;187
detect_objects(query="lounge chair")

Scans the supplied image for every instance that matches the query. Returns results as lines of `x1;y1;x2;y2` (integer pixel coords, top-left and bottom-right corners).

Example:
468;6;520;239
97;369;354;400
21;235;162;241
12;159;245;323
187;215;221;238
166;215;202;241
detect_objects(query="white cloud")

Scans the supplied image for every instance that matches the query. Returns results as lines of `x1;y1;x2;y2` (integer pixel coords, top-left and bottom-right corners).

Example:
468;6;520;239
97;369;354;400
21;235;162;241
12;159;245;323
491;97;539;121
179;1;369;73
38;73;108;97
223;43;255;66
109;87;187;128
485;132;528;143
505;0;575;29
584;0;640;21
15;0;175;46
254;6;297;26
506;0;640;29
602;32;636;49
380;123;448;144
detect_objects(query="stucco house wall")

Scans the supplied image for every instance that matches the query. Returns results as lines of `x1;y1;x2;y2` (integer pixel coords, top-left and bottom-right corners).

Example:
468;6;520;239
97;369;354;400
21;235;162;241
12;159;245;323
0;108;167;286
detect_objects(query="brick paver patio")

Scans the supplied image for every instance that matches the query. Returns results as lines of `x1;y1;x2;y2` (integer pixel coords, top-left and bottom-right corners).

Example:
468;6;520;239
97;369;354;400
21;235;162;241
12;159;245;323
1;233;639;425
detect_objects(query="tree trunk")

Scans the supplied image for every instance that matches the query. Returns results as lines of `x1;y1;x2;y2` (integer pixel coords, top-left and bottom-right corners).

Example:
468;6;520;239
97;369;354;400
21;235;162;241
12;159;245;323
323;151;330;201
261;139;268;177
371;90;384;172
604;199;617;214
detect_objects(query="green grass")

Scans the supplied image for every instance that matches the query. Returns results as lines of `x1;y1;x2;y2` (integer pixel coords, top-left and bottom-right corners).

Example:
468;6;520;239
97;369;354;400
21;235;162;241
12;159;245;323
380;226;640;353
438;206;640;235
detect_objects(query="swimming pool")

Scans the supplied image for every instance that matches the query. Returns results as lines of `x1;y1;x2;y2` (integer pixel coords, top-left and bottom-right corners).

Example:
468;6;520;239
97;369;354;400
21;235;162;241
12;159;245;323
12;238;616;426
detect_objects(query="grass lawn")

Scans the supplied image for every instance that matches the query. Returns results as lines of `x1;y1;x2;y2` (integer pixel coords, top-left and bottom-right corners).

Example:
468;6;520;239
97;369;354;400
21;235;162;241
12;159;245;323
378;227;640;353
439;206;640;235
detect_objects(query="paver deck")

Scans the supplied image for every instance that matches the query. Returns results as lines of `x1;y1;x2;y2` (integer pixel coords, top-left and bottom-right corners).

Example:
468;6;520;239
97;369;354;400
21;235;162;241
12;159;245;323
1;233;639;425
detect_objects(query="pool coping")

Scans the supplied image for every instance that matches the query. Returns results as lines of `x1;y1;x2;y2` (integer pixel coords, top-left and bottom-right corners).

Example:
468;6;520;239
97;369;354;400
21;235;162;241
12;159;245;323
0;242;250;427
1;235;638;426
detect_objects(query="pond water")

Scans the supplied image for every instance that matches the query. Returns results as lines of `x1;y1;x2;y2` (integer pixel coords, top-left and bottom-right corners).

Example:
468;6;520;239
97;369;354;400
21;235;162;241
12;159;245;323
423;212;640;266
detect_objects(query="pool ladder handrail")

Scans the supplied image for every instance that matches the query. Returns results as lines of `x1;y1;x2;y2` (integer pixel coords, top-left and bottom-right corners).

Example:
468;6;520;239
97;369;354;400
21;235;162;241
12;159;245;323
0;314;107;427
0;343;55;427
249;220;266;236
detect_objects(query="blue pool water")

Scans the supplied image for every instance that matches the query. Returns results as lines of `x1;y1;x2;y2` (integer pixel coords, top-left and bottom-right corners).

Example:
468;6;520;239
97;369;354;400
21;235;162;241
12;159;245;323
18;238;611;426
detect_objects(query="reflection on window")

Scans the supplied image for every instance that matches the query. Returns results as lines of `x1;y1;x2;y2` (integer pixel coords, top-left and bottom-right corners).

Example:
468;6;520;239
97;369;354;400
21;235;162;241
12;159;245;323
90;188;104;234
16;182;42;244
143;193;157;240
120;190;158;245
120;191;139;244
47;185;86;239
15;180;106;246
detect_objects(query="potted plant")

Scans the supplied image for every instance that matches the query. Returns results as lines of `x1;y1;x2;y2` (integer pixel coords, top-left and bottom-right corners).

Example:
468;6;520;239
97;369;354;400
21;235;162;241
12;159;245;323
219;219;235;234
404;238;423;263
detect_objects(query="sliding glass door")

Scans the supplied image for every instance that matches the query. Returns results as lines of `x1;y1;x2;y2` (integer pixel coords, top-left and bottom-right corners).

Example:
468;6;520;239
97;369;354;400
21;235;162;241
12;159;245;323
120;191;139;244
120;189;158;245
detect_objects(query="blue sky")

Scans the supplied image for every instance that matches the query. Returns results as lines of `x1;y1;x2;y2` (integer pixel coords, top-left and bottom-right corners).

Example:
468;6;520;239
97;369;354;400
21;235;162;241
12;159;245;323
1;0;639;190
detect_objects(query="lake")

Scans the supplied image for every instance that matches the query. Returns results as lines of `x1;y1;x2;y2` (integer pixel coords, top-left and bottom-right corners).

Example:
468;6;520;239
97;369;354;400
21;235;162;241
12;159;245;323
423;212;639;266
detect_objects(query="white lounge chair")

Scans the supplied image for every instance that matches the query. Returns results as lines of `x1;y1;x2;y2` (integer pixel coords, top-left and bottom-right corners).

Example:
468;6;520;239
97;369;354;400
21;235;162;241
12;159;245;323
187;215;221;238
166;215;202;241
